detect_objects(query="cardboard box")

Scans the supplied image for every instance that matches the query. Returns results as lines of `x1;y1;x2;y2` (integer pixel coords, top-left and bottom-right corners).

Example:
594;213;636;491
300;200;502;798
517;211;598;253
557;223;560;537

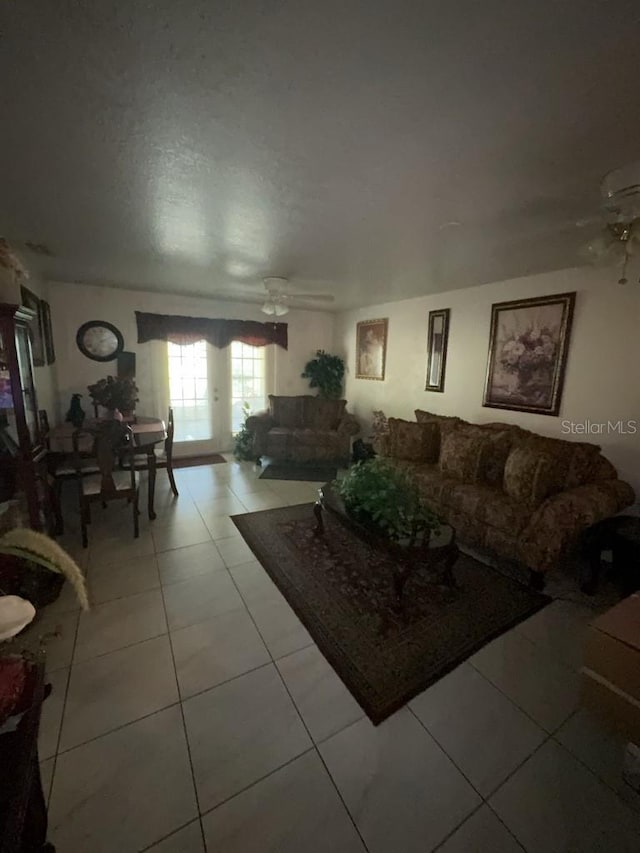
581;593;640;744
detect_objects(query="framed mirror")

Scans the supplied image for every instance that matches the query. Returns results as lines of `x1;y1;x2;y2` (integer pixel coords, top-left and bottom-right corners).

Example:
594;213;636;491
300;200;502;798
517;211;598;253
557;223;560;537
425;308;450;392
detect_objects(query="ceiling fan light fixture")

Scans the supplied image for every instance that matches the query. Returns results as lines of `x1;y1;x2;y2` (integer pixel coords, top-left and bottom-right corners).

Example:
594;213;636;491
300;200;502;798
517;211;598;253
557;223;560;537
274;303;289;316
261;301;276;315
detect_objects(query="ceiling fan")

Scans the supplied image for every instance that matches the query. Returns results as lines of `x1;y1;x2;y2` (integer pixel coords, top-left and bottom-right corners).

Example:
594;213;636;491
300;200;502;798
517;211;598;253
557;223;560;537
578;161;640;284
215;276;335;315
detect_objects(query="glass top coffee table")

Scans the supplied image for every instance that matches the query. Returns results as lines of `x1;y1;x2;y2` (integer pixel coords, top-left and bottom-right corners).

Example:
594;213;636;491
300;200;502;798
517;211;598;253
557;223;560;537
314;482;459;607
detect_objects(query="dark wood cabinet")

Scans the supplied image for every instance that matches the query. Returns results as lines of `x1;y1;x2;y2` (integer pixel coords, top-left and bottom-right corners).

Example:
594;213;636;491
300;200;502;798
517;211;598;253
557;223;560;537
0;303;48;530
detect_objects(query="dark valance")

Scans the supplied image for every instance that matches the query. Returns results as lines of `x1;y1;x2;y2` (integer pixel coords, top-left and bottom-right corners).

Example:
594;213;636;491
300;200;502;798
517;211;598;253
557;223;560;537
135;311;288;350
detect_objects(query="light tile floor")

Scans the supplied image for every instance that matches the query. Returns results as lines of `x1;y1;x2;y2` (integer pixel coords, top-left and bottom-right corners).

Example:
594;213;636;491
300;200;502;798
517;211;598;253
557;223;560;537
29;459;640;852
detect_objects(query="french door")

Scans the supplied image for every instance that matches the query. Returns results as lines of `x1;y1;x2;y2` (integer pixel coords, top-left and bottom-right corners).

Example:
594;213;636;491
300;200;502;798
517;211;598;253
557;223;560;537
167;340;267;456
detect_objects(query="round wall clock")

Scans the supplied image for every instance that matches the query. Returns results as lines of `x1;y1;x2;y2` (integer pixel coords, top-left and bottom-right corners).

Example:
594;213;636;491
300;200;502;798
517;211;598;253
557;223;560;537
76;321;124;362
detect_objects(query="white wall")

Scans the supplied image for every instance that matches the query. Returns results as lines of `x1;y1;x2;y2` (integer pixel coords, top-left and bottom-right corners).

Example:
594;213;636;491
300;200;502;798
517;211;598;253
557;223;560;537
335;266;640;495
47;280;334;439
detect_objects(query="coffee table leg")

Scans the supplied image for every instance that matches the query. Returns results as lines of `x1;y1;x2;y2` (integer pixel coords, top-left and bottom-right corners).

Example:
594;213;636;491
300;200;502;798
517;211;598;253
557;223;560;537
313;500;324;535
442;546;459;588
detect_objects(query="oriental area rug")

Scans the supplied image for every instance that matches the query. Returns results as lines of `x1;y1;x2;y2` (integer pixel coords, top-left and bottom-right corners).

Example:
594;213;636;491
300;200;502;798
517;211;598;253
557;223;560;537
232;503;549;724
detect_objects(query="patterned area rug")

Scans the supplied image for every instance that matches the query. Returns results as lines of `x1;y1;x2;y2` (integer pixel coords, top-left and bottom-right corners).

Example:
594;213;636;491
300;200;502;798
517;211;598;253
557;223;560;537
259;463;337;482
233;503;550;724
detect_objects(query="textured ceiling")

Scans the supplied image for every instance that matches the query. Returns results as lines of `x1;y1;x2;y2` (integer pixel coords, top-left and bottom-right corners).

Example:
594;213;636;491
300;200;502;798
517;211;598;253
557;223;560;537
1;1;639;310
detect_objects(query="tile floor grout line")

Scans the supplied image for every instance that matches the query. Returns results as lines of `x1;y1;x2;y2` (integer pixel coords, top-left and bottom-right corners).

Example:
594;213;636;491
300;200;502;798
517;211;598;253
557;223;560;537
428;801;486;853
224;562;372;853
158;567;210;853
47;601;83;811
406;706;484;796
197;746;318;819
54;699;183;757
482;733;553;802
137;817;203;853
72;626;170;668
483;801;528;853
547;731;640;815
466;653;577;736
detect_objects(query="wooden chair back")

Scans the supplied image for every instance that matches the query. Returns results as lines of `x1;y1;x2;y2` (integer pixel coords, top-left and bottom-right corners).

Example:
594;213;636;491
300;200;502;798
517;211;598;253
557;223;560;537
38;409;50;448
165;407;175;457
72;422;136;496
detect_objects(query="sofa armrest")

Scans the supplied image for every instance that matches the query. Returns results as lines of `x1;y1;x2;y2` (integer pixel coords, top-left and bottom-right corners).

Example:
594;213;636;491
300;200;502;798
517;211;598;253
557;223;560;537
337;414;360;437
519;479;635;573
245;412;275;433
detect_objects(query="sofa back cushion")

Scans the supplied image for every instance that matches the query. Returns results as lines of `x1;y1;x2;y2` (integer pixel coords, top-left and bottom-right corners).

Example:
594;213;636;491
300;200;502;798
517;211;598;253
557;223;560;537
269;395;304;429
512;434;601;492
503;444;556;507
388;418;439;462
304;397;346;431
453;424;516;485
439;429;488;482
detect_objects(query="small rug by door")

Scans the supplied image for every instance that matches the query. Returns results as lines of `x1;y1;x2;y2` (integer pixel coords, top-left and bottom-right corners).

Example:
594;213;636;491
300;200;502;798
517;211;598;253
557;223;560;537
259;463;337;482
173;453;227;469
232;503;549;724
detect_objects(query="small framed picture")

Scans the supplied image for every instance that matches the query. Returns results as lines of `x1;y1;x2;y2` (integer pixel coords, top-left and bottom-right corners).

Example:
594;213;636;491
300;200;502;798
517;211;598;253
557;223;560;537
425;309;450;392
483;292;575;416
41;300;55;365
19;285;45;367
356;318;388;381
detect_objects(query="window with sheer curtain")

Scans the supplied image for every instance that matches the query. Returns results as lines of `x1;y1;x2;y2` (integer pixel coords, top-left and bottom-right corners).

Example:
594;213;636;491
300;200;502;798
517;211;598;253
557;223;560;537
167;340;212;441
231;341;266;433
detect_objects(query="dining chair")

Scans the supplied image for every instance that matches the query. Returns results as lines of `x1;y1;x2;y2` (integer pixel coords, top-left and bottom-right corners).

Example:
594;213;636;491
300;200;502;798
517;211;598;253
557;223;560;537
120;407;179;498
40;409;101;535
73;422;140;548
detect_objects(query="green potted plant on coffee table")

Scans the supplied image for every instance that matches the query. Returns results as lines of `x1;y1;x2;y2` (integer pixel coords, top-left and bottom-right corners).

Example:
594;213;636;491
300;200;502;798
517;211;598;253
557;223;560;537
334;458;440;546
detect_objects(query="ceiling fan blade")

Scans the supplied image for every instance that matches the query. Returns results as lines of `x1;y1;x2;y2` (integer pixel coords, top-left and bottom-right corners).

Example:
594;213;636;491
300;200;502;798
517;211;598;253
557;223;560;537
287;292;335;302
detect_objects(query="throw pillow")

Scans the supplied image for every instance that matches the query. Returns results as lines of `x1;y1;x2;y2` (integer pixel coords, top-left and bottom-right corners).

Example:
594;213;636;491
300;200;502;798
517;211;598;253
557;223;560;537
439;429;488;482
503;445;555;507
388;418;439;462
453;424;515;485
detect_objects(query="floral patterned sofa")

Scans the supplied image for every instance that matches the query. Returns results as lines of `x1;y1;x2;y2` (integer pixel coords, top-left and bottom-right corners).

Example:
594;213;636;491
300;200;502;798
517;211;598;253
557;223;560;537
246;395;360;465
380;410;634;585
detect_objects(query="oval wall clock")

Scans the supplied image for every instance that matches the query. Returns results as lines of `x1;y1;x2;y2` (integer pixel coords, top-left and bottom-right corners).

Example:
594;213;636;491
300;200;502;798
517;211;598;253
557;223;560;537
76;321;124;362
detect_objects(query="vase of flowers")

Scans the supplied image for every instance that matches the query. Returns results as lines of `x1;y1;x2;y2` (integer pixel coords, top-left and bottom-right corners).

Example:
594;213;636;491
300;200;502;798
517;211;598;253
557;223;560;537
499;327;556;403
87;376;139;419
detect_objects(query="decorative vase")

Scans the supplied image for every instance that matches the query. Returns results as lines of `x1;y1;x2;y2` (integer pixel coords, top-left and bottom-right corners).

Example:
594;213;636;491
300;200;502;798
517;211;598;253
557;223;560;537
65;393;86;428
105;408;123;422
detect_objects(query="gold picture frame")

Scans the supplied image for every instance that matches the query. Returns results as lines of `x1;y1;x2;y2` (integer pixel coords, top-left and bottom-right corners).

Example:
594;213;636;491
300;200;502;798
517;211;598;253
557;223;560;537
355;318;388;381
483;292;575;416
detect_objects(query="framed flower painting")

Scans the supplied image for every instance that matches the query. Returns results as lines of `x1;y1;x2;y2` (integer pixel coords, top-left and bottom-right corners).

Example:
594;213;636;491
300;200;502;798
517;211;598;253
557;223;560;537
483;292;575;416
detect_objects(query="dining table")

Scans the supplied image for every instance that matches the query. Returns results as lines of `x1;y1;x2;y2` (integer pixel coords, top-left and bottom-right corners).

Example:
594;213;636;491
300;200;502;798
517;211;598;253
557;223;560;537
47;415;167;521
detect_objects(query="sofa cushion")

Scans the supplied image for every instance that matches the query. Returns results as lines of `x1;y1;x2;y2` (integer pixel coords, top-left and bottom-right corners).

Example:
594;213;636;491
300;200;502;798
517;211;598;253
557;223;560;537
531;436;600;491
266;427;292;458
409;463;458;507
445;483;530;532
304;397;346;431
388;418;439;462
450;424;515;485
269;395;304;429
503;444;555;507
414;409;464;428
439;429;488;482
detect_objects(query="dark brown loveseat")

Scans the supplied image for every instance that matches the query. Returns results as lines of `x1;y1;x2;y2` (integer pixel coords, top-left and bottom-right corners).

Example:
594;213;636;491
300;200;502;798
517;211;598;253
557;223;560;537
247;395;360;465
380;410;634;584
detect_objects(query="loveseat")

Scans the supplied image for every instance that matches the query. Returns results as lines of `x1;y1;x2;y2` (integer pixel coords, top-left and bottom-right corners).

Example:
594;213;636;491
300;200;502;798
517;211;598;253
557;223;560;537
380;410;635;585
247;395;360;465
